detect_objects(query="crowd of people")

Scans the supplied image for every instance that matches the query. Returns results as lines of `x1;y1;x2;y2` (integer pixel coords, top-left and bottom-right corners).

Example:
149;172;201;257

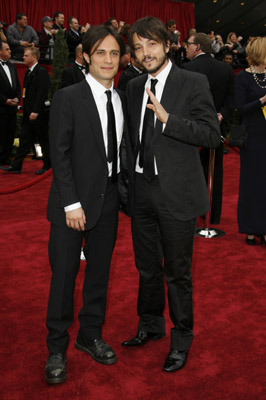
0;12;254;67
1;10;266;386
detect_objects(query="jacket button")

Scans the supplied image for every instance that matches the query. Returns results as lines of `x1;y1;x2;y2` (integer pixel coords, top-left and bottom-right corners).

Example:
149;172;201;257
101;193;105;198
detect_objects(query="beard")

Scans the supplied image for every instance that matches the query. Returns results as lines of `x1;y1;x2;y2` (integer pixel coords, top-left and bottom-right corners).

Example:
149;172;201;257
140;52;168;74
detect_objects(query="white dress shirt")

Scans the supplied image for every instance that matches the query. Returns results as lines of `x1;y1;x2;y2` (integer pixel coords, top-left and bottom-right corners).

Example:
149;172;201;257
65;73;124;212
135;59;172;174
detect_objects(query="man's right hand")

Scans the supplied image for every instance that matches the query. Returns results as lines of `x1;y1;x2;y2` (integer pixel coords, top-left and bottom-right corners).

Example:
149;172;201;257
65;207;86;231
6;98;19;106
20;41;30;47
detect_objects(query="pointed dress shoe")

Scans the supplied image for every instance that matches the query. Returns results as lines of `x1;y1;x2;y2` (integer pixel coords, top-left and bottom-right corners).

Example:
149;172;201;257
0;165;21;173
35;168;50;175
45;353;67;384
246;235;256;245
75;333;117;365
163;349;188;372
122;330;165;347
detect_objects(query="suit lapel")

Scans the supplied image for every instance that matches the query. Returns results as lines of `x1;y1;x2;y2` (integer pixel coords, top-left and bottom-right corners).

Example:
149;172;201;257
0;64;12;87
25;63;39;88
80;80;107;163
132;75;147;147
73;62;84;81
8;62;16;88
154;64;183;139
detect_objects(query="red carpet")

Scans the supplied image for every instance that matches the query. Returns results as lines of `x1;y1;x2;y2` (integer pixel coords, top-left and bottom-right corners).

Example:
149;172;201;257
0;151;265;399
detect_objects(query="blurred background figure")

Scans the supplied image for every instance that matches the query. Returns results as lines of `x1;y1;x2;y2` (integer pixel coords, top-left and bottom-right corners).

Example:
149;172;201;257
0;40;21;166
0;20;8;41
52;11;65;31
119;23;131;44
235;36;266;246
117;49;144;91
185;33;235;225
61;43;86;88
6;13;39;60
37;16;56;63
0;47;50;175
225;32;246;67
66;16;90;61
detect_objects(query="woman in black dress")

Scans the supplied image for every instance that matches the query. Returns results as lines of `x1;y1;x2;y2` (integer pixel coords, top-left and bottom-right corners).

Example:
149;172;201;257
235;36;266;245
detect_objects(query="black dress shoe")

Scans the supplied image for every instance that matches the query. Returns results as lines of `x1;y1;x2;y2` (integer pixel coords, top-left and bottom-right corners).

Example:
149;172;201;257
45;353;67;384
260;235;266;246
0;165;21;174
246;236;256;245
35;168;49;175
75;334;116;365
0;160;11;166
121;330;165;347
163;349;188;372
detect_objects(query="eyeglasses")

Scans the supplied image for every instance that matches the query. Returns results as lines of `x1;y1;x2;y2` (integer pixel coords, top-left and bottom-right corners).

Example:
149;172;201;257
187;41;196;46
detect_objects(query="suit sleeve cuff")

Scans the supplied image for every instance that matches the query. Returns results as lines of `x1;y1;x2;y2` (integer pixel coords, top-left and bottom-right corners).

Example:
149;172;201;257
64;202;82;212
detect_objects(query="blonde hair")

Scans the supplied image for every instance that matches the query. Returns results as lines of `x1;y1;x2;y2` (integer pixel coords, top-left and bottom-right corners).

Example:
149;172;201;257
24;46;40;60
226;32;236;44
246;36;266;66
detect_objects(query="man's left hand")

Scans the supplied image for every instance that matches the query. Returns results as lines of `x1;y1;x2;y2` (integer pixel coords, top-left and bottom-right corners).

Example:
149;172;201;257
29;112;38;120
146;87;169;124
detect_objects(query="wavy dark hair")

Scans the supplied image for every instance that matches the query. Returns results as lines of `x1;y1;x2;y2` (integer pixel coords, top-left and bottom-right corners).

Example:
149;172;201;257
128;16;171;56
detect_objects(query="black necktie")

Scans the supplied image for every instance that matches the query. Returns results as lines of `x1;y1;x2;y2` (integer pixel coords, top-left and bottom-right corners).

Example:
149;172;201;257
78;65;86;71
139;78;158;182
24;69;31;86
105;90;117;183
1;61;7;66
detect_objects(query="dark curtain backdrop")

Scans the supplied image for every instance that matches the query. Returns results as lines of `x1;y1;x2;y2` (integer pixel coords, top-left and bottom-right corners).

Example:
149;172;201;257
0;0;194;40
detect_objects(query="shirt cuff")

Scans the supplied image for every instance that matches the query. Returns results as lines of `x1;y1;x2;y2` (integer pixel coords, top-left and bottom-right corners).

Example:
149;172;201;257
64;202;82;212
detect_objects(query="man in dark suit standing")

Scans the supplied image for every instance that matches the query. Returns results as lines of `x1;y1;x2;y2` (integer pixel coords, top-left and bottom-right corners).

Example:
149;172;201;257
61;44;85;88
0;41;21;166
117;50;144;92
66;17;90;61
121;17;220;372
45;26;130;385
0;47;50;175
184;33;235;224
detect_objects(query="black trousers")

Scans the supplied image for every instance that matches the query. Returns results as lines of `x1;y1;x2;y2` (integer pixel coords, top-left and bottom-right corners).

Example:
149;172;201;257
132;174;196;352
11;113;50;171
46;180;119;354
0;112;17;164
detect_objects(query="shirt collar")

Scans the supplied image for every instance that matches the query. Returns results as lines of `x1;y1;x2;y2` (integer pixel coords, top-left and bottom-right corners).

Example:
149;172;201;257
132;65;142;74
29;62;38;72
71;28;79;35
146;59;172;86
75;61;84;67
194;52;206;59
86;73;114;98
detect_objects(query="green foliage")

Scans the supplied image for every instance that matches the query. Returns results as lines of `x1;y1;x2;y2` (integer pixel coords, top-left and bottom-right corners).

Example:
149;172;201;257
49;29;69;100
15;112;23;137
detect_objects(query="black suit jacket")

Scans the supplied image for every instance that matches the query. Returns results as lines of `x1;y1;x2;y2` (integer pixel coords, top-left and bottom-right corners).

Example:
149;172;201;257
61;62;85;88
184;54;235;120
117;65;142;92
66;29;84;54
0;61;21;115
127;63;221;221
47;79;132;229
23;64;50;117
